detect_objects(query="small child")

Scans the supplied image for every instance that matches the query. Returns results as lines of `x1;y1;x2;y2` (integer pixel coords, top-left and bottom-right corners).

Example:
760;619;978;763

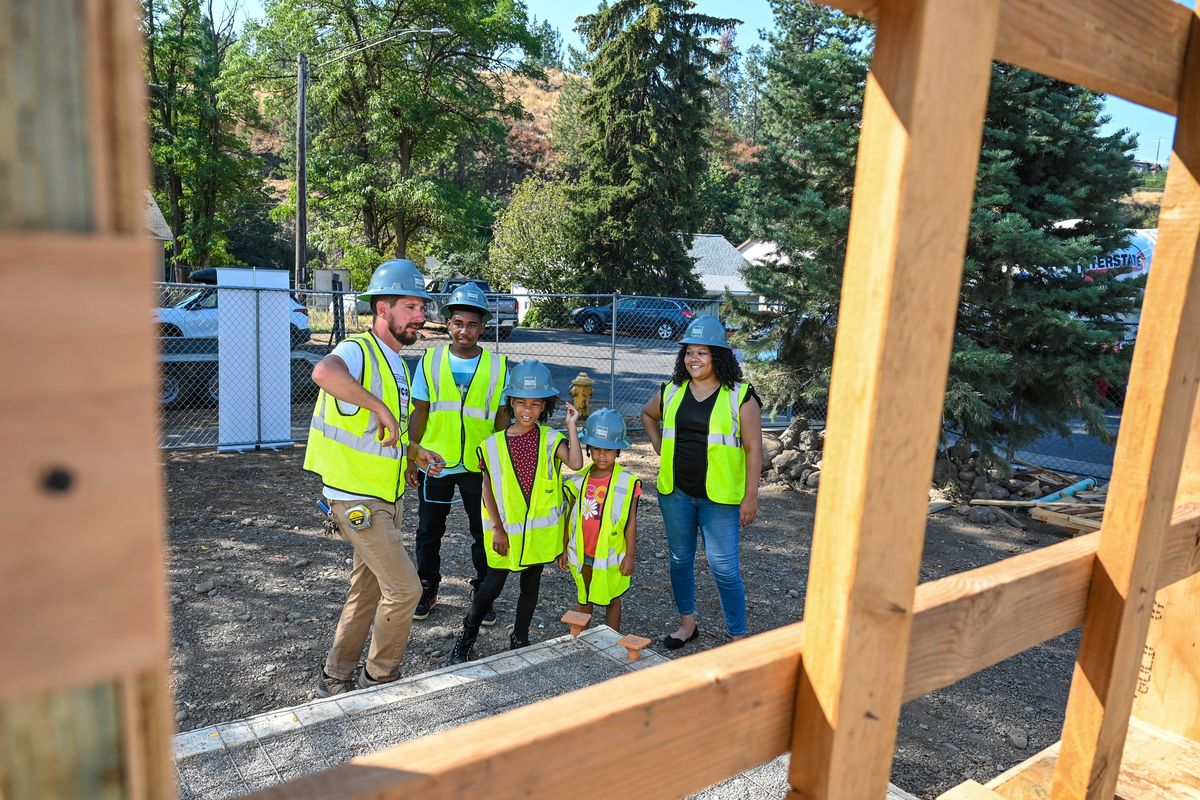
557;408;641;632
450;359;583;663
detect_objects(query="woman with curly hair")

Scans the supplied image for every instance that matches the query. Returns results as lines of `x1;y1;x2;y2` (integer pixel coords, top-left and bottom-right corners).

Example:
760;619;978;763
641;316;762;649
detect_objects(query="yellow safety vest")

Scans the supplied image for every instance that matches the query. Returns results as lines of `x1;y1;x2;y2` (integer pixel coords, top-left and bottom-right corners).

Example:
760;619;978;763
479;426;566;571
419;346;506;471
564;464;638;606
303;333;410;502
657;380;749;505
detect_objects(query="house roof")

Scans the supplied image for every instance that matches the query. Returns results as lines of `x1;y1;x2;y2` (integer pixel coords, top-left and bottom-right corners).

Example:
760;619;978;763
687;233;751;294
737;239;791;267
144;191;174;240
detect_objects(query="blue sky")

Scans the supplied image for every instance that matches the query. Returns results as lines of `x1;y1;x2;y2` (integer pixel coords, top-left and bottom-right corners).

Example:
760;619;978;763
222;0;1184;164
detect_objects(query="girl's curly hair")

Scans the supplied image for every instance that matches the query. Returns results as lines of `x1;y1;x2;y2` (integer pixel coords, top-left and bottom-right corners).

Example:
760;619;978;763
671;344;743;389
504;395;559;424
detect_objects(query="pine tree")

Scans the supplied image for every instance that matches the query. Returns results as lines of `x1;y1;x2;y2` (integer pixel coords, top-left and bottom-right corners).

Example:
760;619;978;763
735;3;870;413
570;0;738;295
741;2;1144;460
953;65;1143;459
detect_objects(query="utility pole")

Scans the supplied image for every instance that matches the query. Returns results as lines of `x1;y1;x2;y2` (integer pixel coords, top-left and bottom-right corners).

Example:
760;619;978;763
295;52;308;290
291;28;450;292
1153;137;1167;169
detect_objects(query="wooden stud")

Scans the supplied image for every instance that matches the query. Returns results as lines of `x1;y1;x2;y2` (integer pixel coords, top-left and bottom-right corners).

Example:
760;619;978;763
788;0;999;797
905;505;1199;700
1051;15;1200;798
0;235;169;699
821;0;1191;115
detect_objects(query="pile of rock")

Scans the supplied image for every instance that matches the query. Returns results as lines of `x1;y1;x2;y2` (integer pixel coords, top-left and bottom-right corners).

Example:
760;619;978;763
935;436;1043;524
762;418;824;489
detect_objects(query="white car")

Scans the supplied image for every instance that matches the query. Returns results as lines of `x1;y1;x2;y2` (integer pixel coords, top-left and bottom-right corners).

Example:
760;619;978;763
156;288;310;348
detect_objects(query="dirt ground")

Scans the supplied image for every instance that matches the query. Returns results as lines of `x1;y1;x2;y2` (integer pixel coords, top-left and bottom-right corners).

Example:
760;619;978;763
164;440;1078;799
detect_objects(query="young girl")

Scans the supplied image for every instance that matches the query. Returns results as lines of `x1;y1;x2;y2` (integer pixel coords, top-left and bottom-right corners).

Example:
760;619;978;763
557;408;641;632
450;359;583;663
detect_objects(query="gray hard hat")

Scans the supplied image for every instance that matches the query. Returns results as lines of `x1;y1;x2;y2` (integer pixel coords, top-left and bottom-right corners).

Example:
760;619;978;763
580;407;631;450
358;259;432;302
442;281;491;322
680;315;730;349
504;359;559;399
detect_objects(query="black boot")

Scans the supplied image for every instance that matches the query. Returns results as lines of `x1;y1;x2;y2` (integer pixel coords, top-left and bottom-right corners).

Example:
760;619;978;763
508;631;530;651
450;619;481;664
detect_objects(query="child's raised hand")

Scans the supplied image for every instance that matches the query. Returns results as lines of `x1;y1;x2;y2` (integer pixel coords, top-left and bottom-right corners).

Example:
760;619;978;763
563;402;579;428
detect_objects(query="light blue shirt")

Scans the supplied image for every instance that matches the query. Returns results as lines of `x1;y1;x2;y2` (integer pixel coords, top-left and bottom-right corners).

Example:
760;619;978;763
413;350;483;475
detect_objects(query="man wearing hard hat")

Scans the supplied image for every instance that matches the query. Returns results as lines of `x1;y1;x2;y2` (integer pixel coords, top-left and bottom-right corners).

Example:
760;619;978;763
404;282;509;624
304;259;446;697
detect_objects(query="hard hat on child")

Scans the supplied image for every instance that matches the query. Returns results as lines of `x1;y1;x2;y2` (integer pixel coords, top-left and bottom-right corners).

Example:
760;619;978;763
580;408;631;450
504;359;559;399
442;282;491;322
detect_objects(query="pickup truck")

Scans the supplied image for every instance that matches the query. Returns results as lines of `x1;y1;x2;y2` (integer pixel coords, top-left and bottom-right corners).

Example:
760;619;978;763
425;279;518;340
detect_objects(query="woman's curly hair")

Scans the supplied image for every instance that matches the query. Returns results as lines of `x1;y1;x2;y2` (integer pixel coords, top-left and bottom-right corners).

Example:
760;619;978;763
671;344;743;388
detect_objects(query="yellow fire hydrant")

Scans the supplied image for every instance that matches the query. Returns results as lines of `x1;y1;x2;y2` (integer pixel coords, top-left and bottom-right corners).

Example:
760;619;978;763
570;372;595;420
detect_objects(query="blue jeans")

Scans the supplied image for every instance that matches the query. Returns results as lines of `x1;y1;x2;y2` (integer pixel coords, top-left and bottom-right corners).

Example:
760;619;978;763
659;489;747;636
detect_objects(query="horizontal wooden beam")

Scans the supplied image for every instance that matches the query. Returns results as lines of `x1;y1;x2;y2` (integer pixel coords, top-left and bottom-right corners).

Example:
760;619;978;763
905;504;1200;699
250;506;1200;800
819;0;1192;115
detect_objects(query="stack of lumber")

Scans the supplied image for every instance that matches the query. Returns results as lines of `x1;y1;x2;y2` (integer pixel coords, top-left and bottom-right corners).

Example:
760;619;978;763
969;467;1108;536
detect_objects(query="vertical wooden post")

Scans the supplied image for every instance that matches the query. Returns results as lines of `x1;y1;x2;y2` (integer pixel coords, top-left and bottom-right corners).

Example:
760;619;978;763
1051;15;1200;799
786;0;999;797
0;1;175;799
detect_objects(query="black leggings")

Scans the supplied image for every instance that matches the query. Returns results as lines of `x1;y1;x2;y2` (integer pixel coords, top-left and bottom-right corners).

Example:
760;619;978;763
465;563;545;639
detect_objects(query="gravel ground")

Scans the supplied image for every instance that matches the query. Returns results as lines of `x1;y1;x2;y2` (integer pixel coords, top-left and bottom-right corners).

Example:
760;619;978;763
164;440;1077;798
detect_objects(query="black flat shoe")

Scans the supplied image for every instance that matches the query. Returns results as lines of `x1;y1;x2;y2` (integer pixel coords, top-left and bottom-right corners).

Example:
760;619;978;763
661;626;700;650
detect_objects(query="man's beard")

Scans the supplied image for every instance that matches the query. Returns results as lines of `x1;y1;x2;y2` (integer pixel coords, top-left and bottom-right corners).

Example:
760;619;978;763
394;326;418;345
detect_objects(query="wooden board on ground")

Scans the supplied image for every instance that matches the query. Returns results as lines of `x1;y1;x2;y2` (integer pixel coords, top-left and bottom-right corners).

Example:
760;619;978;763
989;718;1200;799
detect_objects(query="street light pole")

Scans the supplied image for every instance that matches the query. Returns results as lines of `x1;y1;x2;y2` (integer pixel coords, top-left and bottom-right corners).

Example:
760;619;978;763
292;28;451;290
295;52;308;290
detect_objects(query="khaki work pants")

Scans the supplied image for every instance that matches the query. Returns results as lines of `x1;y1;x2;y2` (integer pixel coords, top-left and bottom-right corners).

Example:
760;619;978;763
323;498;421;682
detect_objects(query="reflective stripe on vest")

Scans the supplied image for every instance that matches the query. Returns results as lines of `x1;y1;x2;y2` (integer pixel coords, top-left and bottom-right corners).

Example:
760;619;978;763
422;347;505;470
657;380;748;505
302;333;409;501
480;426;565;570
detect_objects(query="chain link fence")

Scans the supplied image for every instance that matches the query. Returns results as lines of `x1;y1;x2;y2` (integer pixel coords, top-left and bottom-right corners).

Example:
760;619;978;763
155;280;1125;480
156;284;794;450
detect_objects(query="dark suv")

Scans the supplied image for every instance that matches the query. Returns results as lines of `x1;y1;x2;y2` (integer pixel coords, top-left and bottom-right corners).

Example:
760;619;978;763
570;297;695;340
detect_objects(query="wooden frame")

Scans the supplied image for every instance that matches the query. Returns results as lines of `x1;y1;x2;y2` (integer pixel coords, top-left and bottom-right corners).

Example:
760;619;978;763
6;1;1200;798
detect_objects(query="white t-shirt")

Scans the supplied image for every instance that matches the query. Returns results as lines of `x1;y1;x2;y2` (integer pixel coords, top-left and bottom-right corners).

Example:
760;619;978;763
322;333;411;502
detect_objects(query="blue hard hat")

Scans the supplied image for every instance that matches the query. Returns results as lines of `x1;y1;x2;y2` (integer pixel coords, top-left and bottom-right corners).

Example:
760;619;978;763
680;315;729;349
358;259;431;301
442;281;491;322
504;359;559;399
580;408;631;450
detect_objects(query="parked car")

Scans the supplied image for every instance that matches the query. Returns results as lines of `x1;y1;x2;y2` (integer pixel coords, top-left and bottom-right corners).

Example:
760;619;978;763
426;278;518;340
159;338;321;408
156;287;310;348
570;297;696;340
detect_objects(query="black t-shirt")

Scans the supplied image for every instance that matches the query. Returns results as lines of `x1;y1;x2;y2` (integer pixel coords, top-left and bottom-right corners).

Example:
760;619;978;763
661;382;760;503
